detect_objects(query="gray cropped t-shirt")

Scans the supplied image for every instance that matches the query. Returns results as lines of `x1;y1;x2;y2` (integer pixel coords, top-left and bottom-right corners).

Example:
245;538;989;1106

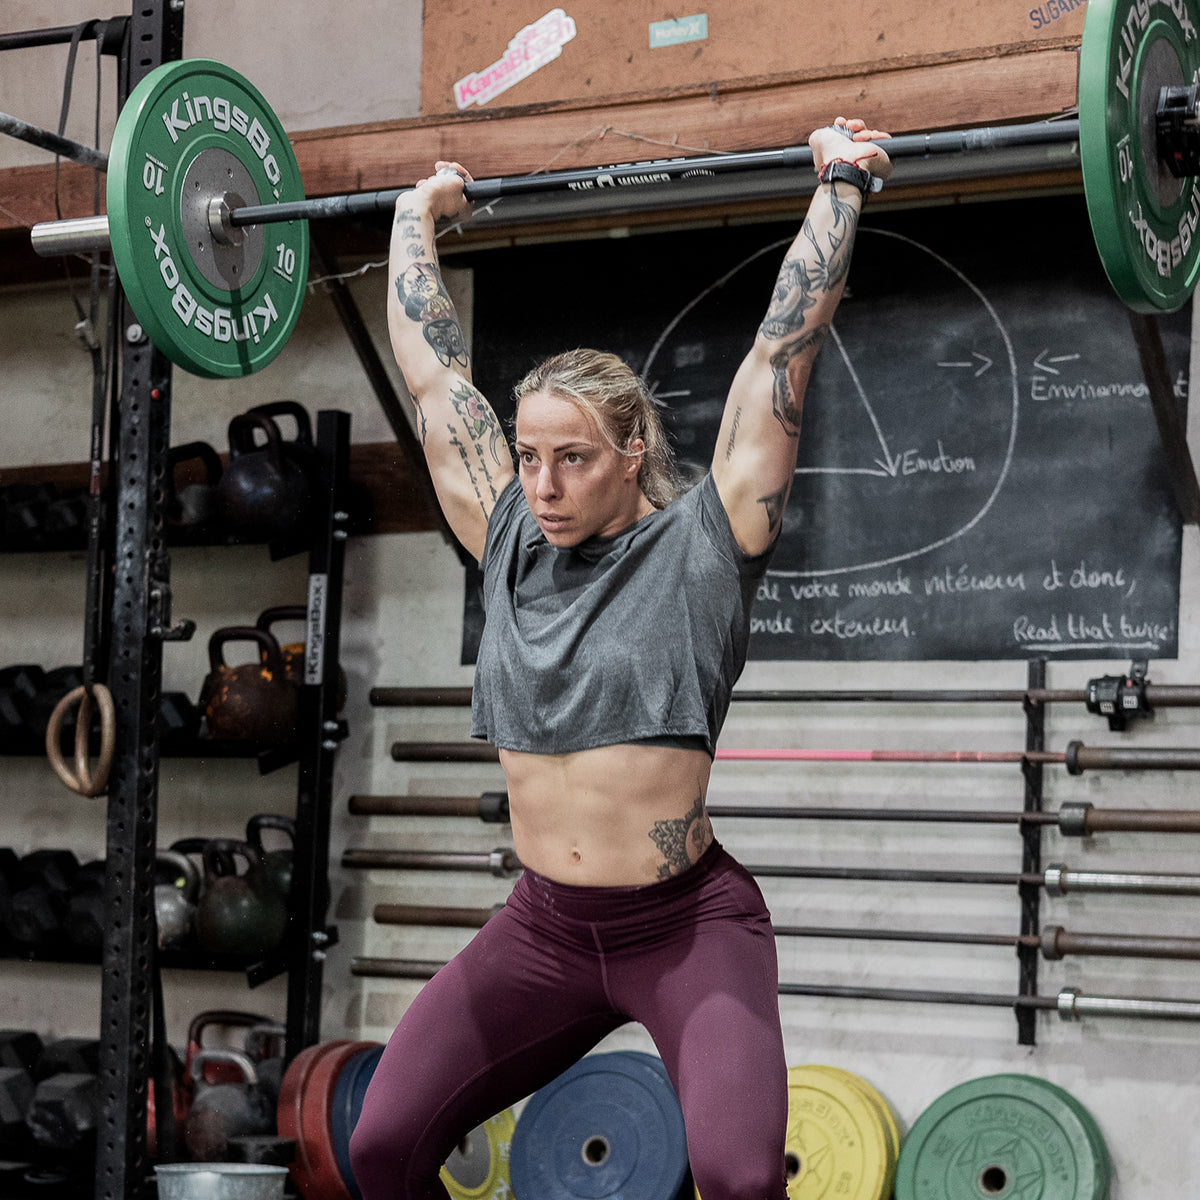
470;473;772;757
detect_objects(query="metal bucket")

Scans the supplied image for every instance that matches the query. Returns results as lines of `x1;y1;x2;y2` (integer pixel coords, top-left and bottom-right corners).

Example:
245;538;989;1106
154;1163;288;1200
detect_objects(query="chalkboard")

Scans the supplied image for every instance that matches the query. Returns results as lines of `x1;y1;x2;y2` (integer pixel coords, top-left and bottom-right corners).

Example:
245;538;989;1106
460;194;1189;663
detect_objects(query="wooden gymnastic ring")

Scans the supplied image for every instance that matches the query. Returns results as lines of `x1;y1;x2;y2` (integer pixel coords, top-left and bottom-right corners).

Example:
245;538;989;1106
45;683;115;797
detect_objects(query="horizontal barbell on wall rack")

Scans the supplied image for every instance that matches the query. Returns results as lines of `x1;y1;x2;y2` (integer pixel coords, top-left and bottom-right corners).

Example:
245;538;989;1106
345;957;1200;1023
347;792;1200;835
368;681;1200;708
341;847;522;878
387;740;1200;774
367;902;1200;962
19;0;1200;377
340;845;1200;895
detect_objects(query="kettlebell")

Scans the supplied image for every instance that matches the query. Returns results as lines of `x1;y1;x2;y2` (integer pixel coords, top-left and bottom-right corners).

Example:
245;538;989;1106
256;604;349;712
244;1022;287;1108
154;850;201;951
217;402;315;545
193;839;288;959
245;814;295;902
184;1048;275;1162
166;441;224;536
200;627;297;743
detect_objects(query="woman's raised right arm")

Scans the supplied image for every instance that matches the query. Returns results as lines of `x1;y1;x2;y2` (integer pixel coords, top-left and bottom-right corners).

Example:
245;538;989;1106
388;164;514;562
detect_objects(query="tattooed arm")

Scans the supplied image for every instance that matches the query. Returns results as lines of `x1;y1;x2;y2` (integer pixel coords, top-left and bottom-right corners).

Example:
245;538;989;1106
388;162;514;561
712;119;891;556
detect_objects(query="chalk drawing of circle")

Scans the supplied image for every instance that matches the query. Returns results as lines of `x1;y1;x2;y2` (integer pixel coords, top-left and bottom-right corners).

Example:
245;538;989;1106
641;228;1018;577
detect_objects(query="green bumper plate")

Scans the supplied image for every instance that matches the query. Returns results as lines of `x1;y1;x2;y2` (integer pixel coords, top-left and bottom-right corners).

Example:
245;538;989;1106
894;1073;1110;1200
107;59;308;377
1080;0;1200;312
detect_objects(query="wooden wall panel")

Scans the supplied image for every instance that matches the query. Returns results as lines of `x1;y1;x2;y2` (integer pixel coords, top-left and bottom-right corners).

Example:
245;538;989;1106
420;0;1086;114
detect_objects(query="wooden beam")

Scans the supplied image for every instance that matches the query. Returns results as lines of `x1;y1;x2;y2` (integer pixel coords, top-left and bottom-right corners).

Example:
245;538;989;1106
0;45;1078;243
289;46;1080;201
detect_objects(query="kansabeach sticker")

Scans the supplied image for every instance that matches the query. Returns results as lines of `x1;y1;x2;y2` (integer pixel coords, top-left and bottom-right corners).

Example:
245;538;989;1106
453;8;577;109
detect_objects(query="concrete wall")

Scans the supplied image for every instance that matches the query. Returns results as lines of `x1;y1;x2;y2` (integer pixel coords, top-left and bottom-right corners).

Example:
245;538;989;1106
3;3;1200;1196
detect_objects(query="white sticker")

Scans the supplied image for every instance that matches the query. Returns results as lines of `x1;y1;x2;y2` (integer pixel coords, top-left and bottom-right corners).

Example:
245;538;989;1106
454;9;577;109
305;573;328;686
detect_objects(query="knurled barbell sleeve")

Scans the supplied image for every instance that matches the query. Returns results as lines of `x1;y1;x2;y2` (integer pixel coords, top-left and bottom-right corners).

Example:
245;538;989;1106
1057;988;1200;1022
1042;863;1200;895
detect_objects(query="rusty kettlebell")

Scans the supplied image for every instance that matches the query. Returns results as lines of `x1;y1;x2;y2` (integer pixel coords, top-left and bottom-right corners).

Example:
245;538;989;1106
256;604;349;712
217;402;314;545
200;626;297;743
193;839;288;960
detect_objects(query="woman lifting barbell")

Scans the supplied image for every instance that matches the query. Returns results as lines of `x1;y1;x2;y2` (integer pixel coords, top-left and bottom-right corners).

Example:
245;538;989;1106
348;116;893;1200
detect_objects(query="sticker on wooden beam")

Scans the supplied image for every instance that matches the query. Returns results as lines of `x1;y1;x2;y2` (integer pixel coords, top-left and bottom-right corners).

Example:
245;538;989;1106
649;14;708;48
453;8;577;109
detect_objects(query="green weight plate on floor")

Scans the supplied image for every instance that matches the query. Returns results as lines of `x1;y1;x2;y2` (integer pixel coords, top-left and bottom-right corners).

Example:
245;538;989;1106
893;1074;1110;1200
107;58;308;377
1079;0;1200;312
786;1065;892;1200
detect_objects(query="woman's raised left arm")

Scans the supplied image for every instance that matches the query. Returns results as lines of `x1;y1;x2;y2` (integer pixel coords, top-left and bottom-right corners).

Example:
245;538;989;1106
711;118;891;556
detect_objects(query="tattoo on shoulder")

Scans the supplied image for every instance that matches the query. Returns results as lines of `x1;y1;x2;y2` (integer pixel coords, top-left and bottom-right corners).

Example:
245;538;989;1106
758;485;789;539
395;261;470;369
649;794;713;879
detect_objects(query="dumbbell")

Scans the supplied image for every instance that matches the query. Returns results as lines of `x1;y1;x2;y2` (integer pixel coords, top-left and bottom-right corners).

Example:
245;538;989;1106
5;852;80;953
34;1039;101;1082
25;1072;98;1163
0;848;19;948
0;1065;34;1156
64;862;107;957
26;668;85;743
0;666;44;746
0;1031;44;1073
1;484;56;551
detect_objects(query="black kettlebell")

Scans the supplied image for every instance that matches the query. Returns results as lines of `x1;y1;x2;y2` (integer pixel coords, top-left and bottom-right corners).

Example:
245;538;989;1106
217;402;315;545
200;626;297;743
245;814;295;903
193;839;288;959
167;441;224;535
184;1048;275;1162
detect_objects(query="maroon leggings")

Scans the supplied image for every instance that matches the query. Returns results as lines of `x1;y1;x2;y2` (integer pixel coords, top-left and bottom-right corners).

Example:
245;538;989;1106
348;842;788;1200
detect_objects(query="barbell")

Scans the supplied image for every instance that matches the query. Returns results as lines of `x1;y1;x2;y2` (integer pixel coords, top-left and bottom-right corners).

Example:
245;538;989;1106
25;0;1200;379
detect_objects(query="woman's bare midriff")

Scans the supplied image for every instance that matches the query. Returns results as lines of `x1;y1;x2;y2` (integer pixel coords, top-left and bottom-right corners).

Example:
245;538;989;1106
499;742;714;886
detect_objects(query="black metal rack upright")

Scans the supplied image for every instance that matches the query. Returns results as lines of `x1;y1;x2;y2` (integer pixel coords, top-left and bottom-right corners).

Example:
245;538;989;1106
1;8;349;1198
